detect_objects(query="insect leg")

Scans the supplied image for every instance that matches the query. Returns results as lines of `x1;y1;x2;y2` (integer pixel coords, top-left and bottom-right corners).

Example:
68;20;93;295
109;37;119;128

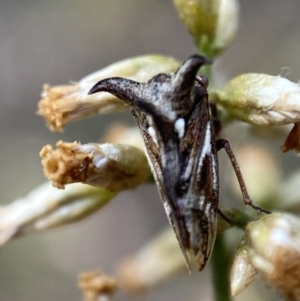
216;139;270;214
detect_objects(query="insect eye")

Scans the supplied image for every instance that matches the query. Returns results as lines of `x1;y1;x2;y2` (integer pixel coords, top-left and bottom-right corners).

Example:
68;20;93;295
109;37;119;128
196;75;209;89
150;73;170;84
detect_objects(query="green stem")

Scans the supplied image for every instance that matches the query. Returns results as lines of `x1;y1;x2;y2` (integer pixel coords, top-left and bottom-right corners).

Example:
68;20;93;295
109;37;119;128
195;36;214;85
201;64;212;84
211;234;232;301
219;208;254;231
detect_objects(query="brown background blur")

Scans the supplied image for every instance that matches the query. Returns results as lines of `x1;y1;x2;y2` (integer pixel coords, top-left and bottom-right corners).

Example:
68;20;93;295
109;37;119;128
0;1;299;300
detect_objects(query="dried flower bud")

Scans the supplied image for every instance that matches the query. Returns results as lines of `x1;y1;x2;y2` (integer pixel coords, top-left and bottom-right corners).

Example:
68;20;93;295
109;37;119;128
38;55;180;131
33;187;116;230
79;270;118;301
38;84;125;132
173;0;239;56
0;182;116;246
117;227;186;294
246;213;300;301
216;73;300;126
230;236;258;296
40;141;151;190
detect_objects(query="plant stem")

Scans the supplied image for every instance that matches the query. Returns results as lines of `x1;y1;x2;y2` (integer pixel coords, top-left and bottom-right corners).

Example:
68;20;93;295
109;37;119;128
211;234;232;301
219;208;254;230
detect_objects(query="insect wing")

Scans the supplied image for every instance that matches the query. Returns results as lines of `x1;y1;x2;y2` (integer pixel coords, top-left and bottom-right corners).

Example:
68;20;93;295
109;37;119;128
131;91;219;270
178;95;219;270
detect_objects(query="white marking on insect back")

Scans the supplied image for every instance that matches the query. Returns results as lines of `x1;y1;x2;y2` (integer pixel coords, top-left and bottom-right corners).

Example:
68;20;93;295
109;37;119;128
196;123;212;170
148;126;158;146
174;118;185;138
181;122;213;182
205;123;219;191
203;124;212;153
163;202;172;223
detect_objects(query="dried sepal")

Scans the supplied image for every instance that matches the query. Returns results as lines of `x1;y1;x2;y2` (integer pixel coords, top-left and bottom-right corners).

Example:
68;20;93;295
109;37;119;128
246;213;300;301
173;0;239;56
38;55;180;131
281;122;300;153
79;270;118;301
40;141;151;190
230;236;258;296
0;182;116;246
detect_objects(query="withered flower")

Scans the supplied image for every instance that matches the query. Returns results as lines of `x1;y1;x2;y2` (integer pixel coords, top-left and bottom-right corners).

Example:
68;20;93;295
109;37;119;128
40;140;151;190
246;213;300;301
38;55;180;131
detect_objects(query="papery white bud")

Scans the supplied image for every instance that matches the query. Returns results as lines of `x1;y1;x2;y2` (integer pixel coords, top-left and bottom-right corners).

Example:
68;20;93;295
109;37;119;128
173;0;239;56
40;141;151;190
246;213;300;301
33;187;116;230
216;73;300;126
38;55;180;131
0;182;116;246
214;0;239;56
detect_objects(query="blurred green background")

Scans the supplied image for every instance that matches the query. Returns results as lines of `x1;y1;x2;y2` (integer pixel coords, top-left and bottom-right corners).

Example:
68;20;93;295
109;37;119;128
0;1;299;300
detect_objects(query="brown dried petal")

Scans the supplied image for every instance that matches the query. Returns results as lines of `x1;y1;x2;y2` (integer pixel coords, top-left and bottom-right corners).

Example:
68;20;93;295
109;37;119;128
281;122;300;153
38;84;125;131
79;270;118;301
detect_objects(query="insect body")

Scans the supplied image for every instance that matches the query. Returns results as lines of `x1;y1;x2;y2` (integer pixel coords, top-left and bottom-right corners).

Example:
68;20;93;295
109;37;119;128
88;54;262;270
